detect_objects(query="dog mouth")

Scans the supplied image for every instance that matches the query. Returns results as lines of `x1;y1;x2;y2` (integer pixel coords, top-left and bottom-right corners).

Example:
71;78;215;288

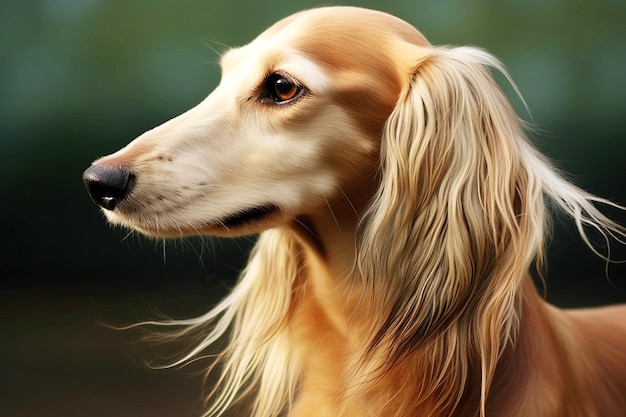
220;204;280;228
107;201;282;237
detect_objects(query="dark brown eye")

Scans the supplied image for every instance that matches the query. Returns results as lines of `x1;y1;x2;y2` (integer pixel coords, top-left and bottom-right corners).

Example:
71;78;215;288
267;74;302;103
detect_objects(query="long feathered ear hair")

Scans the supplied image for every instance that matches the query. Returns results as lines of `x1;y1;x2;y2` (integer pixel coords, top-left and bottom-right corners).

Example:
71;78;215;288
137;229;304;417
354;45;625;416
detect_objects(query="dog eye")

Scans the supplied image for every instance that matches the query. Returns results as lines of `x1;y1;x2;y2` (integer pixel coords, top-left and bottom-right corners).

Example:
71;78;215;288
267;73;303;104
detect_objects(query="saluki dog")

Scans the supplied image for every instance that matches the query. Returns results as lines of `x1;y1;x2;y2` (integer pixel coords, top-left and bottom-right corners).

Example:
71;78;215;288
83;7;626;417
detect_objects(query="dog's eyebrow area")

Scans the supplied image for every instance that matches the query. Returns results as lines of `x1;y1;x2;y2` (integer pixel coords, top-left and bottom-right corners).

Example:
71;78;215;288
219;44;331;97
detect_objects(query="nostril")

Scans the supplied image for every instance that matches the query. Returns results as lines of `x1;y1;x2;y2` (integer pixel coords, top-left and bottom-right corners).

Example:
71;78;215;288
82;164;135;210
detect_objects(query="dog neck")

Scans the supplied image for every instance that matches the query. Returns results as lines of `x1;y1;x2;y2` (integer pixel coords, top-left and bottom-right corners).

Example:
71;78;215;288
288;208;363;336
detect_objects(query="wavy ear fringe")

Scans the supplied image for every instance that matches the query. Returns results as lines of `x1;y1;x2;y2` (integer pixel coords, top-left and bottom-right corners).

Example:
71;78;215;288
136;229;303;417
355;46;626;416
203;229;303;417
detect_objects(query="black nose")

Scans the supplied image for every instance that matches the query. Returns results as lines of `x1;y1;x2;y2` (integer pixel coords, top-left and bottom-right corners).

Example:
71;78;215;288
82;164;134;210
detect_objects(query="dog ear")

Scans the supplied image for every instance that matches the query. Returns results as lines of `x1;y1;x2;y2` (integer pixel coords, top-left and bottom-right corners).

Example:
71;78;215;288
355;46;546;384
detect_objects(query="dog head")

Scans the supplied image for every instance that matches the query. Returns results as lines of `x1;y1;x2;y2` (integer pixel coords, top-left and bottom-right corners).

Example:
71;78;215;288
83;7;430;238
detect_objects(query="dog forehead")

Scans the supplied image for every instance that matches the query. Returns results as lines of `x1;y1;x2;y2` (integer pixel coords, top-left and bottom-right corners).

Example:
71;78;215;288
272;7;429;73
222;7;429;78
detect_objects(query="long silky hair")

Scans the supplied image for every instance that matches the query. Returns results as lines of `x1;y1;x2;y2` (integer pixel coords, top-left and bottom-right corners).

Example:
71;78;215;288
354;46;623;415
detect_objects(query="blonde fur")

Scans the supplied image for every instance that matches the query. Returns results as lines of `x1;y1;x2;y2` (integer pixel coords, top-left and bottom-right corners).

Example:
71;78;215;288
84;7;626;417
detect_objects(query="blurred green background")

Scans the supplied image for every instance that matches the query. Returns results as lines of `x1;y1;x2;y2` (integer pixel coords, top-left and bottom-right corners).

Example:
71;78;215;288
1;0;625;416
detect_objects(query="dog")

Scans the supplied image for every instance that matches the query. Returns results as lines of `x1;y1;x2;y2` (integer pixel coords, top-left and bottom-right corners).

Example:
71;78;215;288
83;6;626;417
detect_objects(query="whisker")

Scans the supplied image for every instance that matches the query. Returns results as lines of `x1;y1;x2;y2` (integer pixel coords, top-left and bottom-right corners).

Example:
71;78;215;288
339;186;359;217
322;193;341;232
202;39;233;58
121;229;135;242
293;217;322;244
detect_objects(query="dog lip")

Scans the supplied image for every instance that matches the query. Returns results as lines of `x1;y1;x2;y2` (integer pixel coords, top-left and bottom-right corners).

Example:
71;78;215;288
220;204;280;228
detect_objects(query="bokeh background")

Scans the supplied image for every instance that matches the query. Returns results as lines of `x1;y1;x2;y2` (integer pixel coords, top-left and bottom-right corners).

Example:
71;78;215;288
1;0;625;416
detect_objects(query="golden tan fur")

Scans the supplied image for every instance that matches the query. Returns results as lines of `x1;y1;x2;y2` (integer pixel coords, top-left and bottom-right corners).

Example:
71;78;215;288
84;7;626;417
